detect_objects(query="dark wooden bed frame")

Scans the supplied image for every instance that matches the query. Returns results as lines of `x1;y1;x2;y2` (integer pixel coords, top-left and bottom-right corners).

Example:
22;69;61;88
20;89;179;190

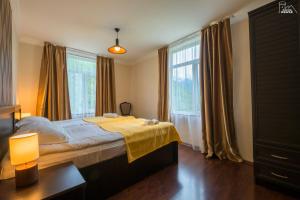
0;106;178;199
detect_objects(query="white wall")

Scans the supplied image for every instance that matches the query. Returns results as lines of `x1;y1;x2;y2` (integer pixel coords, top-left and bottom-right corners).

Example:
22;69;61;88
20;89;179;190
17;43;43;115
17;42;132;115
129;53;159;119
115;62;132;114
232;19;253;162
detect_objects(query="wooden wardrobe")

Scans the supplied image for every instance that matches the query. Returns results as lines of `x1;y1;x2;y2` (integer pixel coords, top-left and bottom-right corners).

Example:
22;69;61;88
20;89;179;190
249;0;300;192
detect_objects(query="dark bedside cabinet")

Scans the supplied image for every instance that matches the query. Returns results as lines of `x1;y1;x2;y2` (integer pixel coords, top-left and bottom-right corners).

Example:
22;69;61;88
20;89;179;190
0;162;86;200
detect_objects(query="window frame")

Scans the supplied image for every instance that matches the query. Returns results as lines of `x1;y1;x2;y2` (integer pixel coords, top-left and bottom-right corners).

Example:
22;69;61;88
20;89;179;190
66;49;97;119
169;35;200;116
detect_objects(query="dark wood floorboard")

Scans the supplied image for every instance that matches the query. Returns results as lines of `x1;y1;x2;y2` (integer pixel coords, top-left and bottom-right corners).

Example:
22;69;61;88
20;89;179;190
108;145;298;200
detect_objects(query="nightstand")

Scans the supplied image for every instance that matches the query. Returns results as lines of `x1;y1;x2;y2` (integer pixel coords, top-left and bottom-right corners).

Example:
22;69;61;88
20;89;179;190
0;162;86;200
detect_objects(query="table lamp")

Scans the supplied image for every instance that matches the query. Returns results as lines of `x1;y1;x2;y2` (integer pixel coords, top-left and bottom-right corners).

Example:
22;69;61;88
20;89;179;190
9;133;39;188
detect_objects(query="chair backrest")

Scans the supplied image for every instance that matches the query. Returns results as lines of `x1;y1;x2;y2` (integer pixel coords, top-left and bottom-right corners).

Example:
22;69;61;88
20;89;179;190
120;102;131;116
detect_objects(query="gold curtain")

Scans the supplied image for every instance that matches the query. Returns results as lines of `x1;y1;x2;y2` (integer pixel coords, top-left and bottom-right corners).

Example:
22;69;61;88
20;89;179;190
200;18;242;162
36;42;71;120
95;56;116;116
157;47;169;121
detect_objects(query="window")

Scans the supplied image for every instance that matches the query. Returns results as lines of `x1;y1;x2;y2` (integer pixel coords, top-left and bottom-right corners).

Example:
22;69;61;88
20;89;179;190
67;50;96;118
169;34;200;115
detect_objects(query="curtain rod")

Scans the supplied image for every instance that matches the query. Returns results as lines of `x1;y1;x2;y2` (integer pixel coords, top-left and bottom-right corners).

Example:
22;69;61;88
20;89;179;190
208;14;235;26
168;14;235;47
169;30;200;47
66;47;113;59
44;41;99;56
67;47;98;57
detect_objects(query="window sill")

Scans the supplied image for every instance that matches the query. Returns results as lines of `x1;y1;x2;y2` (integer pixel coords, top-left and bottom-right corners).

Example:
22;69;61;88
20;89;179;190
171;113;200;117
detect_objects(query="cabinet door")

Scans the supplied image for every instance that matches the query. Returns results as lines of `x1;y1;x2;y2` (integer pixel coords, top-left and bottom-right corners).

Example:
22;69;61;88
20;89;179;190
249;0;300;149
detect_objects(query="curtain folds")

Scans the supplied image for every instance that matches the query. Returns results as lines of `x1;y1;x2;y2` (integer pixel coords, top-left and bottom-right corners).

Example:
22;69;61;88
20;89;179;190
95;56;116;116
200;18;242;162
171;114;204;151
0;0;13;106
157;47;169;121
36;42;71;120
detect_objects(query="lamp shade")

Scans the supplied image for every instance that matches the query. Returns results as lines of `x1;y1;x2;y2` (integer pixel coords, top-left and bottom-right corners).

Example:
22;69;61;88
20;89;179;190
108;45;127;54
108;28;127;54
9;133;39;166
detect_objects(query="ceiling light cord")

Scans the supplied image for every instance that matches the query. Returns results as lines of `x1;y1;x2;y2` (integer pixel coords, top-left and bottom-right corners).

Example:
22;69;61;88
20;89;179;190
115;28;119;45
108;27;127;54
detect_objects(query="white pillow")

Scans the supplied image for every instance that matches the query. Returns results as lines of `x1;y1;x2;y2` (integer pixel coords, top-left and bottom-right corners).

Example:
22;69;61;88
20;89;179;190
16;117;68;145
16;116;50;129
103;113;119;118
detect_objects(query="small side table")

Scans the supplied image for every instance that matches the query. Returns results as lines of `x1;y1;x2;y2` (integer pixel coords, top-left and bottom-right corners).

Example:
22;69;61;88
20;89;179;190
0;162;86;200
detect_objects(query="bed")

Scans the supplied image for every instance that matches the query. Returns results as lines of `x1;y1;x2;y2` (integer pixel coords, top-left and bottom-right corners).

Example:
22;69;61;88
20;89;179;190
0;106;178;199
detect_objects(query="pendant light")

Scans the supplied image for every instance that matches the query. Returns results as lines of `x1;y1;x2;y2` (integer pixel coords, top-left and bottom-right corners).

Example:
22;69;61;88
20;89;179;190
108;28;127;54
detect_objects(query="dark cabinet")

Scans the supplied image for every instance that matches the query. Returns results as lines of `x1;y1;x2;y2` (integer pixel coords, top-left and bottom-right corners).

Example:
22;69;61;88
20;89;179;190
249;0;300;192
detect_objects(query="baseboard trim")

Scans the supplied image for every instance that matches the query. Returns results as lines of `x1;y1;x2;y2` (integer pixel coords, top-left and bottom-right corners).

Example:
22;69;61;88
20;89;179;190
243;160;254;166
180;144;254;166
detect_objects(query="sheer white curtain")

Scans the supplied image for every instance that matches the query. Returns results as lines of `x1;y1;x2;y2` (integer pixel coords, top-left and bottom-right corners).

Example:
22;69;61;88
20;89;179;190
169;33;204;152
67;49;96;118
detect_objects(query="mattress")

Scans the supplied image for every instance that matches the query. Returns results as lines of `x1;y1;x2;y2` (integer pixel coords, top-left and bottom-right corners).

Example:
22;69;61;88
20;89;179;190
0;118;126;180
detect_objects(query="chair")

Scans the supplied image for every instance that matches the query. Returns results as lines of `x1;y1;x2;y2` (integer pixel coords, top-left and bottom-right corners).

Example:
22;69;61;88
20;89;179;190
120;102;132;116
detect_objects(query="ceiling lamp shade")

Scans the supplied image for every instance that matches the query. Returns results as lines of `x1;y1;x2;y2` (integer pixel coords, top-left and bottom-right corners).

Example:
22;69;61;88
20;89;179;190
108;28;127;54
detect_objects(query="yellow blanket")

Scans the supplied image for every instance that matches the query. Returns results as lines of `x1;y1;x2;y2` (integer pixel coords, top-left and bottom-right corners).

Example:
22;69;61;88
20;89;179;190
84;116;181;163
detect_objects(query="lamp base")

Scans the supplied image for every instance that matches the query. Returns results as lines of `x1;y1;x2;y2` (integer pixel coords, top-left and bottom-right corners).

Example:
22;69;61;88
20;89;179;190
15;164;39;188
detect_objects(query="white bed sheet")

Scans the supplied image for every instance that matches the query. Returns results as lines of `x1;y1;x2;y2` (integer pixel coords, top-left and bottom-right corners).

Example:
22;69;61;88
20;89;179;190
0;118;126;180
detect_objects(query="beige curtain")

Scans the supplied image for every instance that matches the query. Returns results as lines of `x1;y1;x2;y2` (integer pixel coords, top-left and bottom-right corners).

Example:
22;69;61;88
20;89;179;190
157;47;169;121
36;42;71;120
95;56;116;116
200;18;242;162
0;0;13;106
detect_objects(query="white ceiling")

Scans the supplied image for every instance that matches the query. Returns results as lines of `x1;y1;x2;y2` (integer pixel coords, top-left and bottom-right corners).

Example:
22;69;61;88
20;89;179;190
18;0;258;64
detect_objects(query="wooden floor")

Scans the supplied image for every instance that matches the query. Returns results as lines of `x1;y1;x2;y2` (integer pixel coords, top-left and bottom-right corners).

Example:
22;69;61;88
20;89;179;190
109;145;298;200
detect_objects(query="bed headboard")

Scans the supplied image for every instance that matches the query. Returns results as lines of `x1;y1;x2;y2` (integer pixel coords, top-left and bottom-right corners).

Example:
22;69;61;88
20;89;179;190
0;105;21;161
